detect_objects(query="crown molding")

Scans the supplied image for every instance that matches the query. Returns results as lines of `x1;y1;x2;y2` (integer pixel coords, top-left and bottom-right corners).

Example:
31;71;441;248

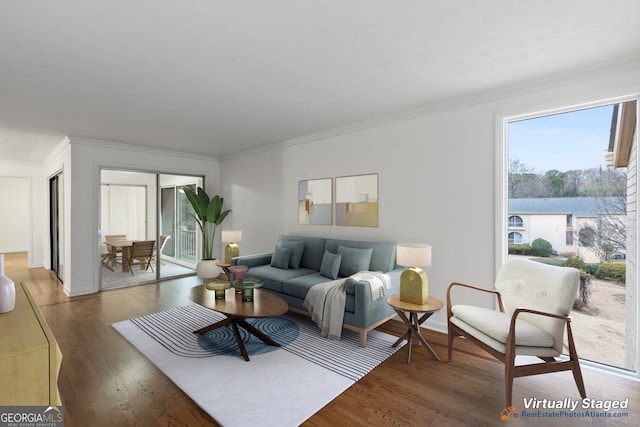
68;136;220;163
42;136;71;165
220;53;640;162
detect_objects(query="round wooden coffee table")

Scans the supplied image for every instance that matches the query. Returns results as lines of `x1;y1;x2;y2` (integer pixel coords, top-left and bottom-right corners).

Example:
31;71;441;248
189;285;288;361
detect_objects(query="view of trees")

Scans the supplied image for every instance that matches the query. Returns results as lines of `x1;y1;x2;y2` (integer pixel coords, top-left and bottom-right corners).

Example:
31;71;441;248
509;159;626;198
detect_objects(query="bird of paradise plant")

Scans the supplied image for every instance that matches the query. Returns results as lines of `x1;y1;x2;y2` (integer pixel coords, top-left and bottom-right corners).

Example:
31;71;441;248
183;187;231;260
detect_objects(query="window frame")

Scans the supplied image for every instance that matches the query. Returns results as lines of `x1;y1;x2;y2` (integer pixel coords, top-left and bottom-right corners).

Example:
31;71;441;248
496;95;639;377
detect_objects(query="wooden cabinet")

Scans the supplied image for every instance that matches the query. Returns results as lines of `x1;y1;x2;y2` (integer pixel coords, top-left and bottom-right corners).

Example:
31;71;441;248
0;282;62;405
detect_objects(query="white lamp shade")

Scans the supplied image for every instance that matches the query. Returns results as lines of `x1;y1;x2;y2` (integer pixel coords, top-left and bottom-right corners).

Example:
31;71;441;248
222;230;242;243
396;243;431;268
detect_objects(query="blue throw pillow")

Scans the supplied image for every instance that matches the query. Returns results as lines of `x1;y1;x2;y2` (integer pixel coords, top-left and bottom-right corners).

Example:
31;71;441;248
271;246;292;270
319;251;342;280
337;245;373;277
277;240;306;269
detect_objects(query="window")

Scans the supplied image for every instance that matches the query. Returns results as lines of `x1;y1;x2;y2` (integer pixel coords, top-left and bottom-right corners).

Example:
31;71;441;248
579;227;595;247
502;99;638;374
508;215;523;228
508;232;523;244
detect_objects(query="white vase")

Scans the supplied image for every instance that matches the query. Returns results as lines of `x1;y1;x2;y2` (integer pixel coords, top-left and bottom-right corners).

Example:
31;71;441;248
196;259;223;279
0;254;16;314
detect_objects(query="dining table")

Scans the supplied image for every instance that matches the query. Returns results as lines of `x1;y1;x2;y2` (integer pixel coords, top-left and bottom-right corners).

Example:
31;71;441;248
105;239;134;273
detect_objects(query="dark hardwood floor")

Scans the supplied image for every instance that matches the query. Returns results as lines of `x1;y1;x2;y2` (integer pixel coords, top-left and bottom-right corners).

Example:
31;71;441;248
4;253;638;426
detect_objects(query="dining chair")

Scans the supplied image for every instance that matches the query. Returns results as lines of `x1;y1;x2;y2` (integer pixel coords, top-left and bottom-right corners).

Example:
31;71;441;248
100;246;114;271
151;235;171;265
447;258;586;408
124;240;156;275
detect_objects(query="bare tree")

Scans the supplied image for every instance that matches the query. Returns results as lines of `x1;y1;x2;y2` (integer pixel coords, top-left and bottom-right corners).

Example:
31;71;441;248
579;167;626;197
592;196;627;262
587;167;627;262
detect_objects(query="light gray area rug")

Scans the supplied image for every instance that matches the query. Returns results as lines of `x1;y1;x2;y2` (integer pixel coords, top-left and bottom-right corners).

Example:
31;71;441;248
113;304;403;427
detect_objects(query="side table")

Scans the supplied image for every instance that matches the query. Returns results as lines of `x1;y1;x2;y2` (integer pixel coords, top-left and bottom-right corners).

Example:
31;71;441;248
386;294;443;364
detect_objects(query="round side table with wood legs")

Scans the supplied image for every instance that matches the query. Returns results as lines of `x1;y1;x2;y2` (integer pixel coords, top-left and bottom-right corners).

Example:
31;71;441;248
386;294;444;364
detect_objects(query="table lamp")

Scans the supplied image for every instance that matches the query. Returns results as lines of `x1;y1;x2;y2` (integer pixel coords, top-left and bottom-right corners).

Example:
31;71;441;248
397;243;432;305
222;230;242;263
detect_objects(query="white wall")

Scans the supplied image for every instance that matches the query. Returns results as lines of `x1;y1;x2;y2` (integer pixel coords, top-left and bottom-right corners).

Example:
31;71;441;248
220;62;640;332
48;138;220;296
0;176;29;253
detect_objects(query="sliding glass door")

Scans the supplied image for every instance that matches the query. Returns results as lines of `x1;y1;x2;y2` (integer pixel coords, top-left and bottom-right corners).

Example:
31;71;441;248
160;184;197;265
100;170;202;289
159;175;203;279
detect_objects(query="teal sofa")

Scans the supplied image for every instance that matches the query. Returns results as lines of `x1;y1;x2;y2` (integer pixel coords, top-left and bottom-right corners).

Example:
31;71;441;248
230;235;402;347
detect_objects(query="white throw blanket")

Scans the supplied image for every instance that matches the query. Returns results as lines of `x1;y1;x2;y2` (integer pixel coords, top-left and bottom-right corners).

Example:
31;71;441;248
303;271;392;340
303;278;347;340
350;271;391;301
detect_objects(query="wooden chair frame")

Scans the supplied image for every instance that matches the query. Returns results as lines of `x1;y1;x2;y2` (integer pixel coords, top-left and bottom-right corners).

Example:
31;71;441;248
123;240;156;275
100;248;114;271
447;281;586;408
151;234;171;265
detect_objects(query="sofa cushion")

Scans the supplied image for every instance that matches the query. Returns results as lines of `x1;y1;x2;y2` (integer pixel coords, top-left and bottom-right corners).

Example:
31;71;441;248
337;245;373;277
271;245;292;269
320;251;342;279
245;265;316;293
277;235;325;270
283;272;335;300
325;238;396;272
276;240;305;269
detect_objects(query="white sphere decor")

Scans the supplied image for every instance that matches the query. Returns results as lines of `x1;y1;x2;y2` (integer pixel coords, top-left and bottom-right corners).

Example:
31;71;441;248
0;254;16;314
196;259;223;279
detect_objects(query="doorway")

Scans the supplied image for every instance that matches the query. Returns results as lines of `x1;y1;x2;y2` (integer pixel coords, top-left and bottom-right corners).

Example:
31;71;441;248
0;176;30;264
99;169;202;289
159;174;203;278
49;173;63;282
160;185;196;265
503;100;638;373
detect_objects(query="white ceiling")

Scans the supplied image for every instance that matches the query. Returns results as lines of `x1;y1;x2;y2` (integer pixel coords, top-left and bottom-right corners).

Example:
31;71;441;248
1;1;640;162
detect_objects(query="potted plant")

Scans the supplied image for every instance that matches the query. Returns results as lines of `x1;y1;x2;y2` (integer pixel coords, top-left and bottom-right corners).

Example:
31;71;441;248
183;187;231;278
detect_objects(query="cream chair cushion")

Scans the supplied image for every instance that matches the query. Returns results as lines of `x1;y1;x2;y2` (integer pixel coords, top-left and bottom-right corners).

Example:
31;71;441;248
451;305;554;347
449;315;561;357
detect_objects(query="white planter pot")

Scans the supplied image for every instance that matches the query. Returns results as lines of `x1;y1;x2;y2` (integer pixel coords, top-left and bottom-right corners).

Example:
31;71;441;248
196;259;223;279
